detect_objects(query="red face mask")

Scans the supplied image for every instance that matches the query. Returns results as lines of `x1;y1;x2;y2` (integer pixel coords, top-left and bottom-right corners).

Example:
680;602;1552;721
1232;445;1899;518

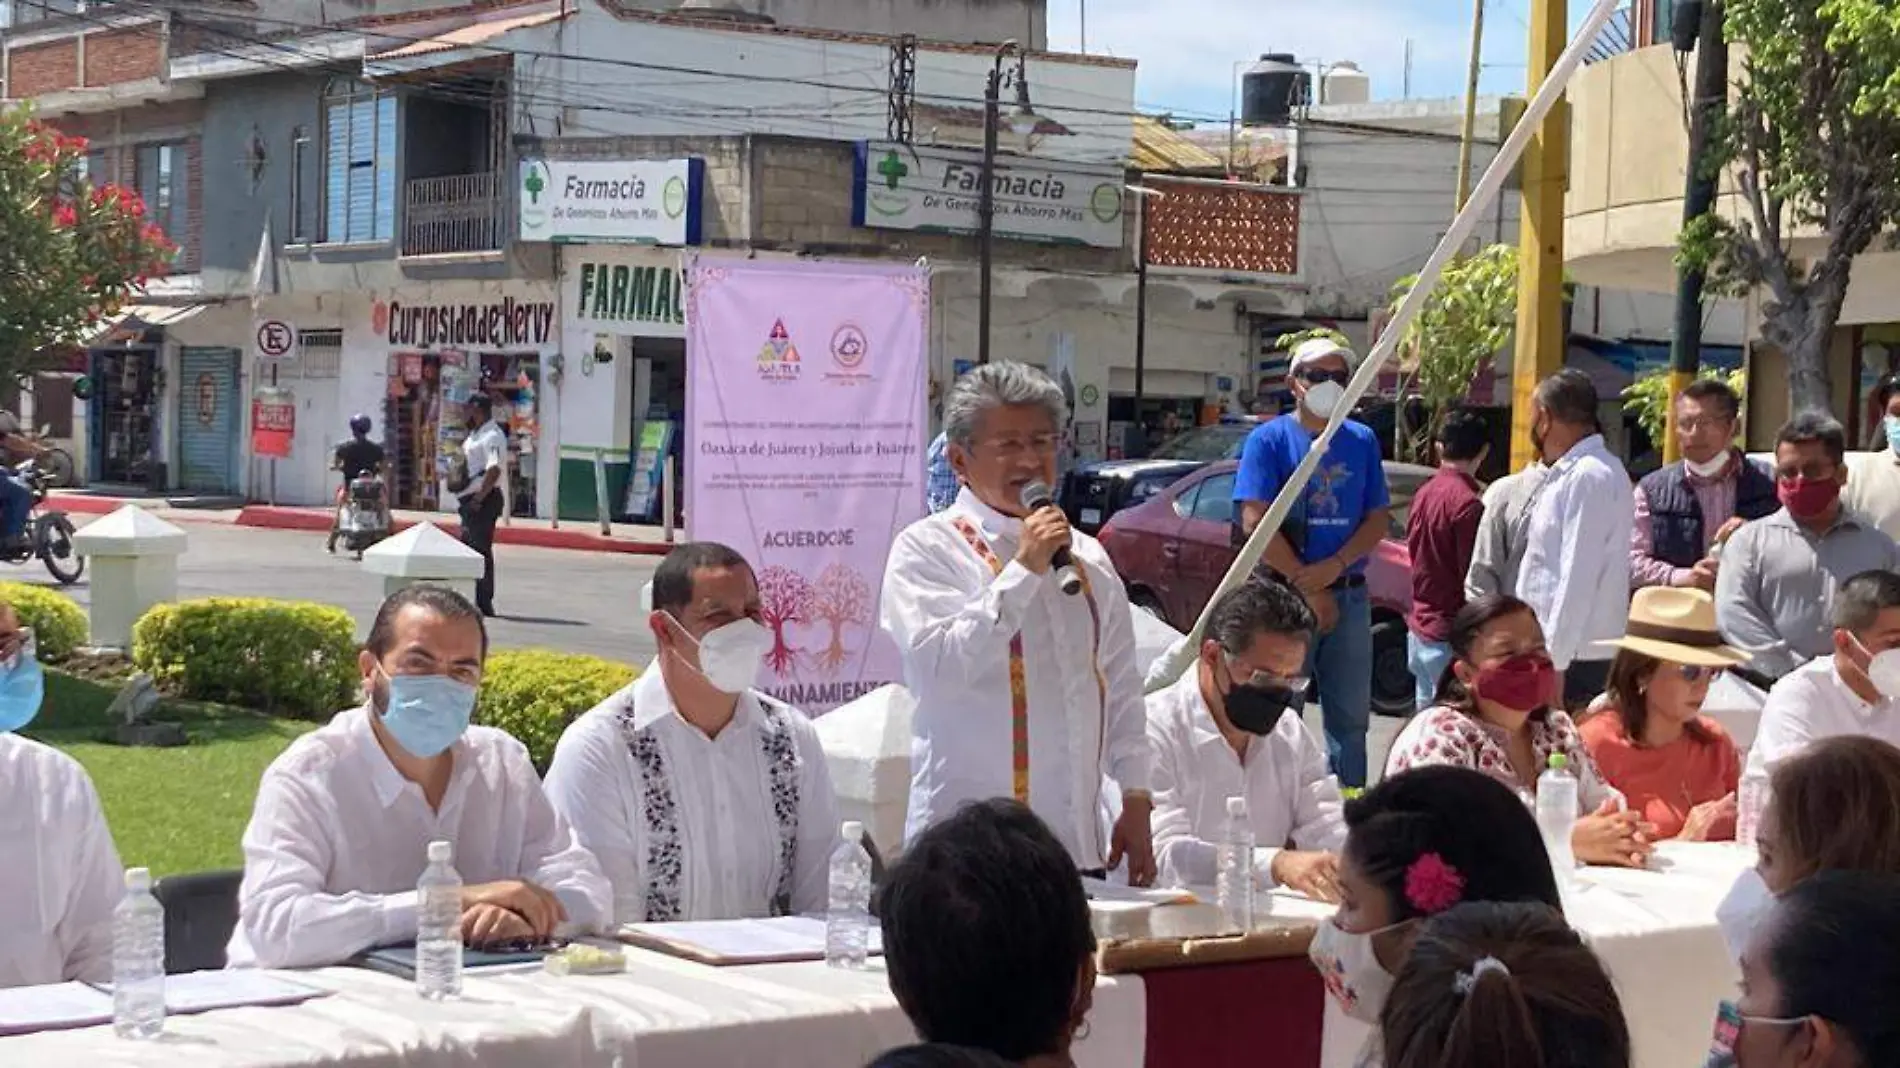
1472;652;1556;712
1777;477;1839;519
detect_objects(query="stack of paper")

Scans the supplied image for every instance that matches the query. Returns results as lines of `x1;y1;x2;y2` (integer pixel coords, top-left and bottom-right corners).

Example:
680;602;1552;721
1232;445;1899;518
0;982;113;1037
620;916;885;965
0;972;326;1037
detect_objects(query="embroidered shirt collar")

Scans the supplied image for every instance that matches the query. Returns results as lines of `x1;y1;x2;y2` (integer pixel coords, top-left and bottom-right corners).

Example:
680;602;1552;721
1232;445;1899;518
951;485;1026;544
630;663;761;736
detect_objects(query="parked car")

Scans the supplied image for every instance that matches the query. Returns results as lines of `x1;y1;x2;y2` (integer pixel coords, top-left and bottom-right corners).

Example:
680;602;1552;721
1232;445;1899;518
1061;420;1257;535
1099;460;1437;718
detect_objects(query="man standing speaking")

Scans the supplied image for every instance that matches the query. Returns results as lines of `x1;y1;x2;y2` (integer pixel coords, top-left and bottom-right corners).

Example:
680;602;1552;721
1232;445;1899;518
881;362;1156;884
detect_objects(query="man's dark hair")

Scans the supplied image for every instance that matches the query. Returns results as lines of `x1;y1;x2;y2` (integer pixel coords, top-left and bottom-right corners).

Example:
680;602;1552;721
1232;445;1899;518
1207;576;1316;658
1678;379;1741;424
878;798;1095;1062
1435;408;1490;462
1532;368;1599;428
467;393;493;416
864;1045;1016;1068
365;583;487;657
1766;871;1900;1066
1833;569;1900;632
651;542;752;615
1777;411;1847;467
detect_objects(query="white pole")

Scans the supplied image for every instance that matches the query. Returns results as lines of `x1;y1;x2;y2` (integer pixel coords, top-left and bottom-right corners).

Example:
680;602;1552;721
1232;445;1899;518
1146;0;1625;694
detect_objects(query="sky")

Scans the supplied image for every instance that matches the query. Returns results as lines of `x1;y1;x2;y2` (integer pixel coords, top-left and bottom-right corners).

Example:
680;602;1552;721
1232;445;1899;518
1044;0;1604;125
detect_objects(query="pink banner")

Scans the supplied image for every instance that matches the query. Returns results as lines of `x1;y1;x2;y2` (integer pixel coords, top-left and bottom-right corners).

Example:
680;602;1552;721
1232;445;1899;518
685;257;930;713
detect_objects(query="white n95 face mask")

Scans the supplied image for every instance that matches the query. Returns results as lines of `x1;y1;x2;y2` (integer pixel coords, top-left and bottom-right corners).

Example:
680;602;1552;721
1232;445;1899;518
688;617;773;694
1715;866;1775;966
1867;646;1900;701
1685;451;1732;479
1304;380;1346;420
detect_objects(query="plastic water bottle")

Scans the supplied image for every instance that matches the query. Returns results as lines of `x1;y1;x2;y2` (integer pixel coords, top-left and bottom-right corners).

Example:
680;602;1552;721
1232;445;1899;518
1217;796;1257;933
1536;754;1580;881
1736;769;1769;850
111;867;166;1040
826;821;872;969
415;839;464;1000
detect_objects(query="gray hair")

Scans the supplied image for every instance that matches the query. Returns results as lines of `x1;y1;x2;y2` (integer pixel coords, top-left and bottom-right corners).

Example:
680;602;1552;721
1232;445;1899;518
943;361;1066;447
1834;570;1900;633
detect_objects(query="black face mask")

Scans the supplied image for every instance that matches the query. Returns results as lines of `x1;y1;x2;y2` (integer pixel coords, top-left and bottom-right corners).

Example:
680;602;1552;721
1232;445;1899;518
1224;681;1303;735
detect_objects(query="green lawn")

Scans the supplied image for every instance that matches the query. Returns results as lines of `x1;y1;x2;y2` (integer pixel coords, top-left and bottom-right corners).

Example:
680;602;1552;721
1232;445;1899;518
25;671;313;877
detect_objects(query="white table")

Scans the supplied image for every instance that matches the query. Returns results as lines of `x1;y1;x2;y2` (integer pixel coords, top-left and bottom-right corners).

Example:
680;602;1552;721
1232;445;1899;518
1319;841;1751;1068
0;946;1147;1068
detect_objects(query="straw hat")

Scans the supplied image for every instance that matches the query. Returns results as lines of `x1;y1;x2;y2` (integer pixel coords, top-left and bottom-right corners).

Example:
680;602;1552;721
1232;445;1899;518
1606;587;1750;668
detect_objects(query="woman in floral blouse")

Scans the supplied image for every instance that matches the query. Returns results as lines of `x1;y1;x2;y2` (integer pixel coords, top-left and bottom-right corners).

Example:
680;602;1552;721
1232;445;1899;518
1384;594;1655;868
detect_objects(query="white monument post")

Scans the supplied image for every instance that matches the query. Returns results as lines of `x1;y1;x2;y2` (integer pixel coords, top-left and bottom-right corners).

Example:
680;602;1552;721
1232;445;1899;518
70;505;188;651
360;522;485;602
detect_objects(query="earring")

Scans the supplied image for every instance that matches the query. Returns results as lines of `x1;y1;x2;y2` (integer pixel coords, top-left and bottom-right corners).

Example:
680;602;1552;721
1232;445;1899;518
1073;1021;1092;1042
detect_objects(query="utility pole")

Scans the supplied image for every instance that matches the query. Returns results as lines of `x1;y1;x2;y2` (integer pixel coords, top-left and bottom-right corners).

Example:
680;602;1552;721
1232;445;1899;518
1454;0;1486;211
1663;0;1726;464
1509;0;1569;471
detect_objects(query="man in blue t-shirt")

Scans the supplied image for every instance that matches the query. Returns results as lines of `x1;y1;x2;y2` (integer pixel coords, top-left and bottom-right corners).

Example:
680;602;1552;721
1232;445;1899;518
1233;337;1390;787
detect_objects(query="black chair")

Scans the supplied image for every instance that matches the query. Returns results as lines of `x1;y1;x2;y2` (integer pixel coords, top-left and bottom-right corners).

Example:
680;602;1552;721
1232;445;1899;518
153;869;243;974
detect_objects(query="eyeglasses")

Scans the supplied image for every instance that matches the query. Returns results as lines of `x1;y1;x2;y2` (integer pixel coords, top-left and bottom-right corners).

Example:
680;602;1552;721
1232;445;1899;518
1297;368;1350;387
1225;656;1309;693
1675;417;1732;434
1675;664;1725;683
975;434;1061;459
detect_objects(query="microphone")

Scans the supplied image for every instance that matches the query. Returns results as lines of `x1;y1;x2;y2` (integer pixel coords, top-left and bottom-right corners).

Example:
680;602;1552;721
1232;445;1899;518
1019;480;1084;596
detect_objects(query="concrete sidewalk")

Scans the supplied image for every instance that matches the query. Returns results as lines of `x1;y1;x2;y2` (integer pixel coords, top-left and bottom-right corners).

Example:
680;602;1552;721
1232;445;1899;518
48;491;676;556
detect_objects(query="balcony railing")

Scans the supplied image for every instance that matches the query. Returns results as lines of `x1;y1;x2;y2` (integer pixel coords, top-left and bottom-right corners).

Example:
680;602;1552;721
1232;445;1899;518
402;171;505;257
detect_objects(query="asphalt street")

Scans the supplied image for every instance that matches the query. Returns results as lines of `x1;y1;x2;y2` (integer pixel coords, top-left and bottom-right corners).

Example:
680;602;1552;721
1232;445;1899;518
23;517;1406;773
22;517;663;664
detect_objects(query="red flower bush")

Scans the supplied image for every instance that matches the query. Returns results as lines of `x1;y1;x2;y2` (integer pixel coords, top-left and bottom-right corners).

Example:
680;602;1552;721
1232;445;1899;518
0;107;175;380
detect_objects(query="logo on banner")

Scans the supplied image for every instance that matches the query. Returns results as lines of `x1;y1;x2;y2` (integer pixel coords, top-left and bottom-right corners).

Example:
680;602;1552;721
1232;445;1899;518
830;324;867;369
756;319;802;382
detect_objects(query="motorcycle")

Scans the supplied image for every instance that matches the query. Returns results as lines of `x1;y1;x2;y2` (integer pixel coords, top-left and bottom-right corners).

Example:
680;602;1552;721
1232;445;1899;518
4;460;82;585
339;473;390;558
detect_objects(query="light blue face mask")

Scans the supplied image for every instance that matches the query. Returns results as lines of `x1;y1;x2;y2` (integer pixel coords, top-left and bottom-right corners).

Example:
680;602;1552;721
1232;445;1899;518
377;670;476;759
1885;415;1900;456
0;635;43;734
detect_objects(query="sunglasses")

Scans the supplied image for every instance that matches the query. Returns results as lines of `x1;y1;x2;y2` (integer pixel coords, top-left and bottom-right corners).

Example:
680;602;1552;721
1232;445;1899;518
1673;664;1725;683
1297;368;1351;386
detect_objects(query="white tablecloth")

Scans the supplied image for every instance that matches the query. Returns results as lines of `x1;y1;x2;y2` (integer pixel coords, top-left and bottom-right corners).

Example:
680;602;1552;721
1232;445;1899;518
1319;841;1750;1068
1;947;1147;1068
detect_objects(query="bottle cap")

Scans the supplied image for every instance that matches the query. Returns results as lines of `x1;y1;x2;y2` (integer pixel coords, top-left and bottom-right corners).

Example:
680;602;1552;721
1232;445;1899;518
124;867;151;892
428;839;453;863
1548;753;1568;771
841;821;864;842
1226;796;1248;817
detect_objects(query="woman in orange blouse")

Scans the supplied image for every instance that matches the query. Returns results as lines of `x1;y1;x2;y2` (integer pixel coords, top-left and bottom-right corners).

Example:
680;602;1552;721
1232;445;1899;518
1580;586;1747;840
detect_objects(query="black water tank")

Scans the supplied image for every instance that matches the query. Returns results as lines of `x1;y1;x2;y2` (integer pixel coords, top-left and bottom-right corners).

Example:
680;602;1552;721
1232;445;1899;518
1241;53;1310;126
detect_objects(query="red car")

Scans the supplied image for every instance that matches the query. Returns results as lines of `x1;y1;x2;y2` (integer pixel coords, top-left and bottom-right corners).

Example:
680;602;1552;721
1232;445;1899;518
1099;460;1436;717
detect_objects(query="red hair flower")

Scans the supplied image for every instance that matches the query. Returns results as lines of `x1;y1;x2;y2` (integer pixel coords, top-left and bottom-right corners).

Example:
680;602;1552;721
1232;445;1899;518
1404;852;1465;915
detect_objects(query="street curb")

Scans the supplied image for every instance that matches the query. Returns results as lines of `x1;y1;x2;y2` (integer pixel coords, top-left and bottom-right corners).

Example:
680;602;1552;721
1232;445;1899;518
50;494;672;556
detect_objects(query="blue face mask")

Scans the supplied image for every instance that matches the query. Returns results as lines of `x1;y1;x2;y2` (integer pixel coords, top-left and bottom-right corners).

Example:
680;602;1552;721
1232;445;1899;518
1885;415;1900;456
0;638;43;734
377;670;476;758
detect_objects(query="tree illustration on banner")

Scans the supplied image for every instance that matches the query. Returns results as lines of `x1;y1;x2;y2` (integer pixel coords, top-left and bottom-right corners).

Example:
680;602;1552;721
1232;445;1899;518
809;562;871;676
758;564;813;678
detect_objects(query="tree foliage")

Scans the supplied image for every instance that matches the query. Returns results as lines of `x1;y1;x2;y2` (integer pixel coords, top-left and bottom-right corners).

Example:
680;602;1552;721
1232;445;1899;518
1387;244;1519;459
0;106;175;384
1621;367;1748;444
1680;0;1900;414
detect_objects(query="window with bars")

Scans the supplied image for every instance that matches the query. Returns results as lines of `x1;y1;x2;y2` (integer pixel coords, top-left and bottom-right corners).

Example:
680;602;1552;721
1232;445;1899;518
295;330;342;379
321;80;397;244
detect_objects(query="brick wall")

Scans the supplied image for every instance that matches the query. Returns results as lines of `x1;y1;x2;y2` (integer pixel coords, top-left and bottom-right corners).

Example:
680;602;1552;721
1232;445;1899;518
81;28;165;87
4;19;167;99
7;40;78;98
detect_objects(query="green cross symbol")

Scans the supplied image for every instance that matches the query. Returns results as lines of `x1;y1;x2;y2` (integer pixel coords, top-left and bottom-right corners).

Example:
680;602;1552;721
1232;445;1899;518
876;150;909;190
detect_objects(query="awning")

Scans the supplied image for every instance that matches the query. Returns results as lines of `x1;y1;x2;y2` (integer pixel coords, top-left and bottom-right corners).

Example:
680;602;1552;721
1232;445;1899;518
365;3;566;74
83;303;209;346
